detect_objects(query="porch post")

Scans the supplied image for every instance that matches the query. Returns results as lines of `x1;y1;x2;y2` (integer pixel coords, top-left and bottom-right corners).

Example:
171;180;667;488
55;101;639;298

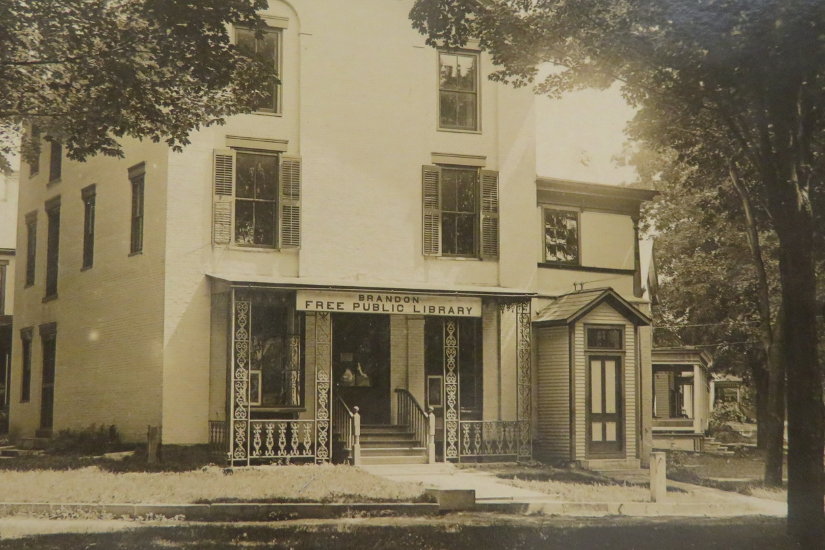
516;300;532;460
315;312;332;464
230;291;252;465
444;320;459;461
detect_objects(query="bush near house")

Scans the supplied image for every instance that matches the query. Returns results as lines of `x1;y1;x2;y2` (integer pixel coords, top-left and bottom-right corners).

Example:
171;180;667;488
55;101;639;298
707;402;748;431
45;425;126;456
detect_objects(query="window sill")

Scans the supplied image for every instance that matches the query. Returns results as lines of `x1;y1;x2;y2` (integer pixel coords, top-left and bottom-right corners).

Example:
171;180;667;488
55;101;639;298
434;256;483;261
537;262;635;275
128;250;143;257
47;178;61;187
24;283;33;289
253;111;283;118
42;294;58;303
438;127;482;135
225;245;290;253
80;264;93;272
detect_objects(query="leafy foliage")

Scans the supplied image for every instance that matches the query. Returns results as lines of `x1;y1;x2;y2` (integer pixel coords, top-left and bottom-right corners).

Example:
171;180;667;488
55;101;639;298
0;0;277;171
45;424;123;456
709;402;748;431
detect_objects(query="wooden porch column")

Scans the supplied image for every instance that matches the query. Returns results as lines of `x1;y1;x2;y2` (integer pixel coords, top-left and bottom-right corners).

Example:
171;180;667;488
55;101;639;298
390;315;409;424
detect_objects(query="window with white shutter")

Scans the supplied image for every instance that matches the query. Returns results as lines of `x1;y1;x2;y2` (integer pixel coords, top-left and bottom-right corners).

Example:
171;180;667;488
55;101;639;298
212;149;301;249
422;164;499;259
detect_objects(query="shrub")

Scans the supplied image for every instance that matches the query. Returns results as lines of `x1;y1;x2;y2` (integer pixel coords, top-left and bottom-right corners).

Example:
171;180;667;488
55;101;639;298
45;424;123;456
708;401;747;431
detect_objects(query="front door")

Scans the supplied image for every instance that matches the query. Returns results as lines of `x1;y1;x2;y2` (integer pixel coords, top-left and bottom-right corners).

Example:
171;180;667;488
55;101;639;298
587;356;622;456
332;313;391;425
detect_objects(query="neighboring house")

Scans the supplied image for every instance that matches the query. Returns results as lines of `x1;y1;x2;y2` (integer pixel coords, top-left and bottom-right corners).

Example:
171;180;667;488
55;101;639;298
0;171;18;430
8;0;656;468
651;347;712;451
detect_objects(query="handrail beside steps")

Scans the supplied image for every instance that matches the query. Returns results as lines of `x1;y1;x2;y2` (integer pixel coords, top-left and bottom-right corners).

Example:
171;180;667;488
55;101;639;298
333;396;361;465
394;389;436;464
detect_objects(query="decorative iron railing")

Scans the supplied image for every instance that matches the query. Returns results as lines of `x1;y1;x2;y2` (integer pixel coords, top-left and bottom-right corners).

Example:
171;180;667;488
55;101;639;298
332;396;360;464
248;420;316;461
209;420;229;457
458;420;521;459
395;389;428;448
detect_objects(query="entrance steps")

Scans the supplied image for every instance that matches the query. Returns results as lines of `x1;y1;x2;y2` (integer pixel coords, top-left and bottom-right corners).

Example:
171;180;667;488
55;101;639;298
359;424;428;465
0;437;50;458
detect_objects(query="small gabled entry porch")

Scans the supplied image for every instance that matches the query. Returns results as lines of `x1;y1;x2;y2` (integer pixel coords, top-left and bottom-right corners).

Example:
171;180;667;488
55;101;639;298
207;280;534;466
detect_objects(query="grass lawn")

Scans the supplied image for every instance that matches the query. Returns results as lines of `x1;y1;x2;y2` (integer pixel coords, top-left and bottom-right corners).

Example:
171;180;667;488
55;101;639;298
0;516;804;549
0;464;428;505
667;449;787;502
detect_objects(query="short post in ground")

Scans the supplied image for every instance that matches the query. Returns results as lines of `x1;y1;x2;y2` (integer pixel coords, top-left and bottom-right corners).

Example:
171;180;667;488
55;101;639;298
147;425;161;465
427;406;436;464
352;406;361;466
650;451;667;502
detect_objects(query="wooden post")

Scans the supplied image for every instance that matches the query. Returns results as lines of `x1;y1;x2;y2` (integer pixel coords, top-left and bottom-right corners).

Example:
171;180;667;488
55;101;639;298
353;407;361;466
650;451;667;502
428;407;436;464
147;425;161;465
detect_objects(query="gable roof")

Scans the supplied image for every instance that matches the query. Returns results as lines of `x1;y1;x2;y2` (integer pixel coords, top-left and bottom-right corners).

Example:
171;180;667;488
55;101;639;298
534;288;651;327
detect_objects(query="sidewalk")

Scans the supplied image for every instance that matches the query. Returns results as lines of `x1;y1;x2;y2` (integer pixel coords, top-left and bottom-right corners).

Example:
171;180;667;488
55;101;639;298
362;463;787;518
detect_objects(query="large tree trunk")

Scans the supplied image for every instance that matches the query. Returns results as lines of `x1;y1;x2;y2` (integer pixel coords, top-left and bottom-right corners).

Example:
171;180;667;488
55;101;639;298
775;213;824;542
729;164;785;486
752;364;769;448
764;313;785;488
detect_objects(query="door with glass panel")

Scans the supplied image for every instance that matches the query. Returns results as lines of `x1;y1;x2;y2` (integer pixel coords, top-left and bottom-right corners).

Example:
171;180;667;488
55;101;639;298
587;356;623;455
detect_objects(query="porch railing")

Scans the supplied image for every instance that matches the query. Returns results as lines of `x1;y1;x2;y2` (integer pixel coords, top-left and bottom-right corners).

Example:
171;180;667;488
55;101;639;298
458;420;520;460
209;420;229;459
332;396;360;465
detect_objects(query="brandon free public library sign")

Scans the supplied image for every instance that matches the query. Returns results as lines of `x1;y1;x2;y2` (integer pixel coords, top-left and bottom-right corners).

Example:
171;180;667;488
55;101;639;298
296;290;482;317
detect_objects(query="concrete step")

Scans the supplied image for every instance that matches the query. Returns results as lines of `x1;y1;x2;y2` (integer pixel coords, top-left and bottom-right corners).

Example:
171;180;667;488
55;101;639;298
19;437;50;451
361;447;427;457
360;425;410;433
581;458;641;471
360;454;429;465
360;434;418;443
0;448;43;458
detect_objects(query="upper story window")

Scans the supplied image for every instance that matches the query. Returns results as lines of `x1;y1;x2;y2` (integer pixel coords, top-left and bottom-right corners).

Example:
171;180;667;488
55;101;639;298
129;163;145;255
81;184;96;269
48;141;62;183
438;51;479;131
212;149;301;249
236;27;281;113
422;164;498;260
24;211;36;287
44;197;61;299
543;208;579;265
28;126;41;177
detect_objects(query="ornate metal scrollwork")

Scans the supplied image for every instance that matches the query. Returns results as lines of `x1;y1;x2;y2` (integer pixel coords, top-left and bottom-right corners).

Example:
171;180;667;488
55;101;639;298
230;298;251;463
444;320;459;460
315;312;332;464
516;300;532;459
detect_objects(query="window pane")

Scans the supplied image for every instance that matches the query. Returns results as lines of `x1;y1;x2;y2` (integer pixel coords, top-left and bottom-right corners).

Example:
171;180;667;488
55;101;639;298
590;360;602;414
442;213;458;255
605;422;617;442
456;171;476;212
236;28;256;54
440;91;476;129
455;213;475;256
440;53;476;91
439;54;459;89
236;154;257;199
254;201;276;246
255;155;278;200
442;170;458;211
587;328;623;349
544;209;579;263
604;360;617;414
235;200;255;244
591;422;603;442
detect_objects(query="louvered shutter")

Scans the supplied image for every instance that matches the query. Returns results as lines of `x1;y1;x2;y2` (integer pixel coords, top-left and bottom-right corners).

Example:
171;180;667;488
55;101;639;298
480;170;499;260
422;165;442;256
213;149;235;245
279;156;301;249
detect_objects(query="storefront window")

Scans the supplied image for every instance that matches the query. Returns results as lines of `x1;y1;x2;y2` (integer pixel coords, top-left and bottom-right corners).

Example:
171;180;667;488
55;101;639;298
249;303;302;408
425;317;483;419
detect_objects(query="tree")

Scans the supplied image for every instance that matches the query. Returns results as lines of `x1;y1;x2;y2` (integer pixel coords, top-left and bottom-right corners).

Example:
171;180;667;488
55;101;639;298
622;144;786;487
0;0;277;172
409;0;825;540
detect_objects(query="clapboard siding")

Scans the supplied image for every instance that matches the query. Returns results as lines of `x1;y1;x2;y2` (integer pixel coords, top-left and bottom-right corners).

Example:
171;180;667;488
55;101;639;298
536;326;570;461
575;303;638;460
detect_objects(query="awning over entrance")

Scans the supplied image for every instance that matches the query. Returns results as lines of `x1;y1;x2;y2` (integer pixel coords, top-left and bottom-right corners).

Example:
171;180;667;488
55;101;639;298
533;287;651;327
207;273;536;299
